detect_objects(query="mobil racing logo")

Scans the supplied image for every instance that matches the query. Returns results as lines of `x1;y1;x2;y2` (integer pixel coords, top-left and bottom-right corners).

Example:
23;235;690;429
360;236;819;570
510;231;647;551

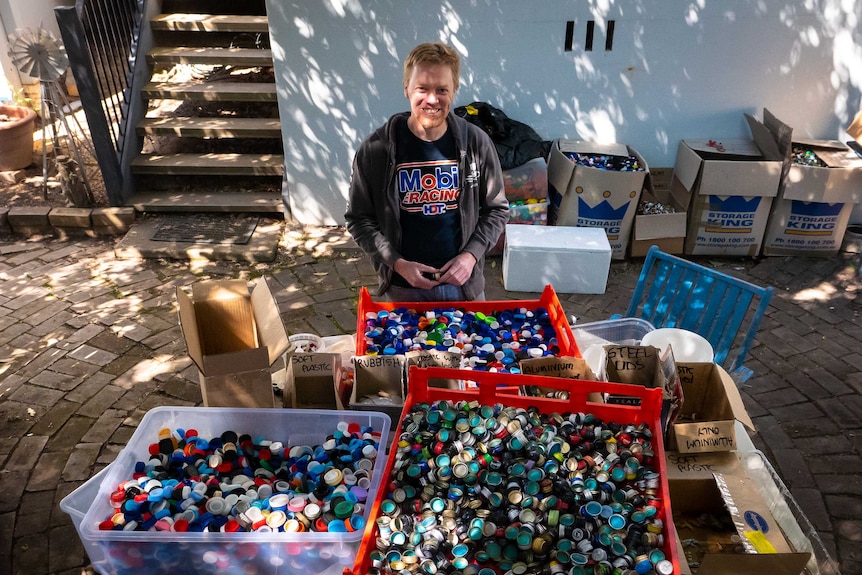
398;160;460;215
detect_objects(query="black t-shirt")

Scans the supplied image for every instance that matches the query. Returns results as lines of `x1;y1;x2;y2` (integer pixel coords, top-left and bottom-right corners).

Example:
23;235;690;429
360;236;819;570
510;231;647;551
391;117;462;286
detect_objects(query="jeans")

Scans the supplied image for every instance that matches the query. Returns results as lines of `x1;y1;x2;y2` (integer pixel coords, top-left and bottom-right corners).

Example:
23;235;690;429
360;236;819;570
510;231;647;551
384;284;485;302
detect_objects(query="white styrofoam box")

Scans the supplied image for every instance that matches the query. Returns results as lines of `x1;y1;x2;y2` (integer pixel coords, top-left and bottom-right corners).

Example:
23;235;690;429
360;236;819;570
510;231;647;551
503;224;612;294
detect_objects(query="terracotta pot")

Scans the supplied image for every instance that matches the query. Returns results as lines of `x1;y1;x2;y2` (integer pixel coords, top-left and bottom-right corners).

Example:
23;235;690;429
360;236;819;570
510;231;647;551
0;104;37;171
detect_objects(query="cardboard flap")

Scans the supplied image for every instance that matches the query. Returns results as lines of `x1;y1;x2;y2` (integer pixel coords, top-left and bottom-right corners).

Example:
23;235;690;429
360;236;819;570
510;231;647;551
714;472;795;554
683;138;762;157
673;141;705;191
634;189;687;241
202;347;271;377
762;108;794;160
560;140;630;156
405;350;462;389
250;277;290;364
198;369;275;408
548;141;576;197
792;138;848;151
716;364;754;430
745;114;782;161
848;109;862;143
176;286;204;371
698;552;812;575
810;145;862;167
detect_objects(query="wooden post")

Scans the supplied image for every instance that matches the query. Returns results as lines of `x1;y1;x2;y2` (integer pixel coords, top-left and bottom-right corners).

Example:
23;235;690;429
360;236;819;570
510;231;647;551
56;155;93;207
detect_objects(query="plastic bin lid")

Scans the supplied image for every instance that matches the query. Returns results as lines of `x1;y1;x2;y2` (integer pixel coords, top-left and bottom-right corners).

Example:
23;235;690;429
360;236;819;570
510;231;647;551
505;224;611;253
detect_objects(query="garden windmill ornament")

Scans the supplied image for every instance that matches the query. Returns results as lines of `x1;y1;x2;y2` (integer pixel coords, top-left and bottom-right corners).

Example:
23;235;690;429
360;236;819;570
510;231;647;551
7;27;94;205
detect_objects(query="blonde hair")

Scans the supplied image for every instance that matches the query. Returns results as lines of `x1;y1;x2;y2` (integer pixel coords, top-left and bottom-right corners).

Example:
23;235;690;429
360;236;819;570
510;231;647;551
403;42;461;92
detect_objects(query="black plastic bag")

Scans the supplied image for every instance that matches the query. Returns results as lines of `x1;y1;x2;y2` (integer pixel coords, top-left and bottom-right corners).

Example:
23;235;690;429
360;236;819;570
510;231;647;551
454;101;549;170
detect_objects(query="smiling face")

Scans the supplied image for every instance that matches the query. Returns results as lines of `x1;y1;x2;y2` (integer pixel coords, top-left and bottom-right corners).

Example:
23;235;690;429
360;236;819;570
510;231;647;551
404;62;456;142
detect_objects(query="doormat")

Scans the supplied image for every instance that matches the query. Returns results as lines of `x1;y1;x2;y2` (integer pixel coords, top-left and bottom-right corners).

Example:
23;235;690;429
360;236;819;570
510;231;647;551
149;215;259;244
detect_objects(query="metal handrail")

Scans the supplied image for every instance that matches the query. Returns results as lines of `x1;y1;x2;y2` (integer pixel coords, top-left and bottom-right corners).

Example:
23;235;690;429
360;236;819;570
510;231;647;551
55;0;146;205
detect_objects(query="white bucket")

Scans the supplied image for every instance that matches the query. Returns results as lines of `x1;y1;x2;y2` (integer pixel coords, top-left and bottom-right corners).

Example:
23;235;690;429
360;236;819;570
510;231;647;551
841;224;862;254
641;328;714;363
288;333;325;353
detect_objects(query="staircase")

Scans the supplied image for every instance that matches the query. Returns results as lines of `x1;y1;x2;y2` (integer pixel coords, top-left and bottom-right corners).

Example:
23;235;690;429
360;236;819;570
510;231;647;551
129;0;284;216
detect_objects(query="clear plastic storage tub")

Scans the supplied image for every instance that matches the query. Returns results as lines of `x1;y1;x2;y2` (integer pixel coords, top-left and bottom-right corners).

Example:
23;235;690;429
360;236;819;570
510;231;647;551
738;450;842;575
572;317;656;348
59;463;113;573
67;407;390;575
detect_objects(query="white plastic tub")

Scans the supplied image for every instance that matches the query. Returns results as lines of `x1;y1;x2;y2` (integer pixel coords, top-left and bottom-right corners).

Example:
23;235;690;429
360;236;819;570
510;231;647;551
66;407;390;575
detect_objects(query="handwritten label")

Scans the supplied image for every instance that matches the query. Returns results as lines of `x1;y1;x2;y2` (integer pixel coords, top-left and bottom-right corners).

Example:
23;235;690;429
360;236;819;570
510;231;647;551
685;435;734;450
521;362;579;375
677;364;695;383
406;351;460;369
354;356;403;369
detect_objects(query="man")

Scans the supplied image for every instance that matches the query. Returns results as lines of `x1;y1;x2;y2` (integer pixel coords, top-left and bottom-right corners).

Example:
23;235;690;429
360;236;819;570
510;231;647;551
345;41;508;301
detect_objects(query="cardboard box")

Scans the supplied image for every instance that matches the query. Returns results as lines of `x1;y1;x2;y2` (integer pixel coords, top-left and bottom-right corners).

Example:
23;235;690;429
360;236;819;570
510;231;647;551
670;470;811;575
503;224;611;294
176;278;289;408
547;140;647;259
673;116;783;256
283;352;343;410
760;108;862;256
600;344;683;433
668;362;754;453
630;186;688;258
350;354;407;426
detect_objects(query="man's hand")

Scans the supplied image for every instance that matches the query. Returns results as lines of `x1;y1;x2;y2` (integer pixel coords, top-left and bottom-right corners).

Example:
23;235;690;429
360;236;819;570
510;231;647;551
394;258;441;289
438;252;477;287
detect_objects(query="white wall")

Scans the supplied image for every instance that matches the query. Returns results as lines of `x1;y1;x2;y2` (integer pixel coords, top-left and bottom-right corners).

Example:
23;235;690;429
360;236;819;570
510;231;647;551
266;0;862;226
0;0;74;101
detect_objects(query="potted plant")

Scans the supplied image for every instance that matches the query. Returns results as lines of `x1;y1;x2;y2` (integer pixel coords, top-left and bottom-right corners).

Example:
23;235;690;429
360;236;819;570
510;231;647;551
0;102;36;171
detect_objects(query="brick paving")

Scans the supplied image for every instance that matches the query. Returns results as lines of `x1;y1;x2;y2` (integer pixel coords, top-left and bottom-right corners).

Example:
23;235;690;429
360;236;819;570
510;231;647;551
0;223;860;574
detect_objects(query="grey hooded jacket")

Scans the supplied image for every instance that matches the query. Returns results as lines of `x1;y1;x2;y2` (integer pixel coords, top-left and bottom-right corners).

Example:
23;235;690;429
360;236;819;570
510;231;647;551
345;111;508;300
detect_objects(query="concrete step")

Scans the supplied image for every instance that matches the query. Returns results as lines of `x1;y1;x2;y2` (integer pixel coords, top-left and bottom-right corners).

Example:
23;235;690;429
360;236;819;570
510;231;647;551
151;14;268;32
137;117;282;138
147;47;273;67
131;153;284;176
115;215;283;262
128;191;284;215
142;81;277;101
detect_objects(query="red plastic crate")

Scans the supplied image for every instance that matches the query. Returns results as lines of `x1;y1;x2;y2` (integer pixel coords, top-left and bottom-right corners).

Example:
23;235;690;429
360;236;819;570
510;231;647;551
345;366;680;575
354;284;580;360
